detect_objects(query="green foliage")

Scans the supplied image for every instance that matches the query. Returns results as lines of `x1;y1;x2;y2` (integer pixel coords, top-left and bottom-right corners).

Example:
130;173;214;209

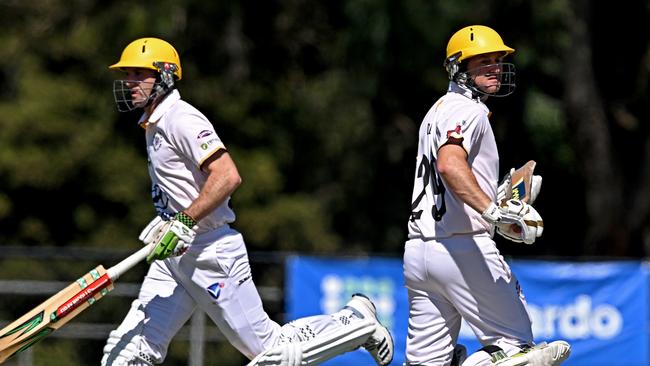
34;339;83;366
0;0;649;362
525;89;575;168
0;0;641;255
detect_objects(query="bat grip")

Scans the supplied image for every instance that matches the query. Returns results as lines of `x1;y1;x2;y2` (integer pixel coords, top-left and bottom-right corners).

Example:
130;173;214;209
107;243;154;281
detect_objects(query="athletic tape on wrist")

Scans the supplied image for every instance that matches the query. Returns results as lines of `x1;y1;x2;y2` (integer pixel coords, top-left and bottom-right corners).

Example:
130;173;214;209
175;211;197;227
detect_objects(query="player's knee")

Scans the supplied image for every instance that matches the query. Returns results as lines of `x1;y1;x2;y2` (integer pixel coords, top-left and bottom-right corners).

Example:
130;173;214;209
247;342;303;366
277;319;315;343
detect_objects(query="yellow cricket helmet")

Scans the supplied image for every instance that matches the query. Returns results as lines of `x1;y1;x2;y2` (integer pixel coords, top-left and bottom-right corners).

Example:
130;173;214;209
109;37;182;80
445;25;514;63
444;26;516;97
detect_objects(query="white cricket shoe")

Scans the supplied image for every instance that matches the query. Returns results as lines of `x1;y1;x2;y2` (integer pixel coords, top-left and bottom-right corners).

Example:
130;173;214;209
345;293;394;366
494;341;571;366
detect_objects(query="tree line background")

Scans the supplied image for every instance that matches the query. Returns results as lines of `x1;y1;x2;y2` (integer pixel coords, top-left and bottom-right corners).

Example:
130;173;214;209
0;0;649;364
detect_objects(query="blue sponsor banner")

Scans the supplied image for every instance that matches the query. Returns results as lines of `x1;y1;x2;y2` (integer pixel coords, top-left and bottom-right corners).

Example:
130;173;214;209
508;260;649;366
286;256;649;366
286;256;408;366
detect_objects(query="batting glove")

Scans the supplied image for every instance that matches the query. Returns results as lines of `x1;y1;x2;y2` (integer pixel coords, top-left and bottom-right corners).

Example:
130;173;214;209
482;199;544;244
141;212;197;264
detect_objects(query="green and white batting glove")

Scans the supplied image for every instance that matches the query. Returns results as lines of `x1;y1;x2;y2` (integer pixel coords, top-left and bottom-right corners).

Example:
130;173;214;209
139;212;197;264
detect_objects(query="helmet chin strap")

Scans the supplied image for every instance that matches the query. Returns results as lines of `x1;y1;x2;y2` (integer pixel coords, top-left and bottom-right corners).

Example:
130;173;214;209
455;73;485;99
445;54;484;99
143;61;178;108
143;82;168;109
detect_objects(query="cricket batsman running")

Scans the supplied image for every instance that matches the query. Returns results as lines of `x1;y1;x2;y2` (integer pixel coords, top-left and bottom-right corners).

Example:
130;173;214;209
403;25;571;365
102;37;393;365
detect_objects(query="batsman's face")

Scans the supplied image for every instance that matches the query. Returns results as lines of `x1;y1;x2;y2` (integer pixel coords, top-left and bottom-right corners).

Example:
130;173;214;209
466;52;506;94
123;68;157;108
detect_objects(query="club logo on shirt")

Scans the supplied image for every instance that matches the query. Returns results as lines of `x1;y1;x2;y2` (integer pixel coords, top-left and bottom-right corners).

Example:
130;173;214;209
152;132;163;151
197;130;213;139
446;123;464;145
207;282;225;300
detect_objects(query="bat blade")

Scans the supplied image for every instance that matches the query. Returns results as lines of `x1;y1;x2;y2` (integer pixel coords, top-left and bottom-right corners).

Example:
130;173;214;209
0;243;152;363
510;160;536;203
0;265;114;363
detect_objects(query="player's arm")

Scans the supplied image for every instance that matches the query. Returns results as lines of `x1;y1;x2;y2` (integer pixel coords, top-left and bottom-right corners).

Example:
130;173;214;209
436;143;492;214
184;149;242;221
143;148;241;263
437;143;544;244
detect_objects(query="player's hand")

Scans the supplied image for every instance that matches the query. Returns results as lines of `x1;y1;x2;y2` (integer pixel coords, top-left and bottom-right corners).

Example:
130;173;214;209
138;216;166;244
140;213;197;264
482;199;544;244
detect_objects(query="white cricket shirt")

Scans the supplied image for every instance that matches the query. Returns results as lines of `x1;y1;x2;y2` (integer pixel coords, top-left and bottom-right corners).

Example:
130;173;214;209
408;82;499;239
139;90;236;234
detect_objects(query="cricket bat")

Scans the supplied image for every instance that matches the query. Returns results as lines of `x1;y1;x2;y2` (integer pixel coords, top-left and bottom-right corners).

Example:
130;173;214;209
0;243;153;363
510;160;537;203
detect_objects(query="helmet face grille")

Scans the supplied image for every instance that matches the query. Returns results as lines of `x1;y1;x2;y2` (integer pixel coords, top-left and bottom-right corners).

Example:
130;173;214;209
112;80;166;112
113;80;135;112
461;62;516;97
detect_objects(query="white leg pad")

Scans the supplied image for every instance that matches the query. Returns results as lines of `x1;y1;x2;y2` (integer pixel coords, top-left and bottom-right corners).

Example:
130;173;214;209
302;319;376;365
100;334;154;366
493;341;571;366
245;342;303;366
101;300;156;366
247;319;376;366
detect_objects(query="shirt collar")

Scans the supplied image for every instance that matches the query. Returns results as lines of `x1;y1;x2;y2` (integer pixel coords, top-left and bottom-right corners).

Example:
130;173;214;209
448;81;480;101
138;89;181;126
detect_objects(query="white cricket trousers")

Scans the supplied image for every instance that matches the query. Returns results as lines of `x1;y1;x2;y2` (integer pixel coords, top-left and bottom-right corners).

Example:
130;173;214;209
116;225;352;363
403;234;534;366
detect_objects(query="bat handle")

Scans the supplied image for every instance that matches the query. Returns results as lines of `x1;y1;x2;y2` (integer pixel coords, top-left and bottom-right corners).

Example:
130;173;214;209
107;243;154;280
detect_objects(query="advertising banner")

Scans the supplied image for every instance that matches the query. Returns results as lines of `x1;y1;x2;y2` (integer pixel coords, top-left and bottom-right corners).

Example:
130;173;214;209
286;256;649;366
508;260;649;366
286;256;408;366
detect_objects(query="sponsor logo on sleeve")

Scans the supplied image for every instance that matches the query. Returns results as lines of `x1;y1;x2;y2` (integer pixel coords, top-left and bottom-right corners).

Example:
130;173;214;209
197;130;213;139
200;138;220;150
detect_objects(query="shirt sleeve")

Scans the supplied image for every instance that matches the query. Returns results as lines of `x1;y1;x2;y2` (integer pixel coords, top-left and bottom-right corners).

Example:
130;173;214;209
167;111;226;168
436;109;487;155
